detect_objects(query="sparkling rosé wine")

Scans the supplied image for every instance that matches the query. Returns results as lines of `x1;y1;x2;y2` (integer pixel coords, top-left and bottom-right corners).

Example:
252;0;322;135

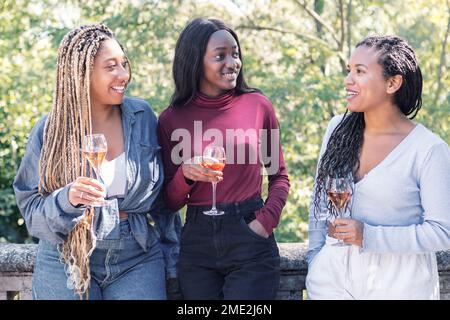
327;190;350;209
201;157;225;171
83;150;106;169
202;162;225;171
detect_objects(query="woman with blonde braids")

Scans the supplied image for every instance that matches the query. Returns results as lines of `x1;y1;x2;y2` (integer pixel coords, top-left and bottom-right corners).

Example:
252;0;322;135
13;23;180;300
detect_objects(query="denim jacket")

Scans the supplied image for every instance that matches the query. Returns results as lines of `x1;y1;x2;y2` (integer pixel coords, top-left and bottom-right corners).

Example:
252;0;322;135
13;97;181;278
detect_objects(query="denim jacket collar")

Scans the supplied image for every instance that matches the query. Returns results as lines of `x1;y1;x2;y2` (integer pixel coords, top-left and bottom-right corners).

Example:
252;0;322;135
120;98;146;119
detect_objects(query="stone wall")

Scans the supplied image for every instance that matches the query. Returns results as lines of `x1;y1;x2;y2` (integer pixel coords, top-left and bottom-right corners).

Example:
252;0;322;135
1;243;449;300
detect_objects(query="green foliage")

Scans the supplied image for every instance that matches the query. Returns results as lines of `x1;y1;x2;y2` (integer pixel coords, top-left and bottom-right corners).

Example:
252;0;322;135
1;0;449;244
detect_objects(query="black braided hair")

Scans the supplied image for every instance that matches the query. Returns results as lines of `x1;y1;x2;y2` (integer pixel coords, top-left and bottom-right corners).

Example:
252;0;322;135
312;35;423;220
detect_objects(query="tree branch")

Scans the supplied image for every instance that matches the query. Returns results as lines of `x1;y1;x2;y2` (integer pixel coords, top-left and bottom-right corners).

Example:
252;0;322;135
236;24;348;70
293;0;341;45
236;25;331;48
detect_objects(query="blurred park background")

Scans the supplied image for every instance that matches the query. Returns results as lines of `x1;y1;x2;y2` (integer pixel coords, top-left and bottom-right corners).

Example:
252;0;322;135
0;0;449;244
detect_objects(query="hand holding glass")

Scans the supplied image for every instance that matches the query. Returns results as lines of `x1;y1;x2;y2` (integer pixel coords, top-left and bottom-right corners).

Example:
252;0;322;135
326;176;352;246
82;134;108;207
202;146;226;216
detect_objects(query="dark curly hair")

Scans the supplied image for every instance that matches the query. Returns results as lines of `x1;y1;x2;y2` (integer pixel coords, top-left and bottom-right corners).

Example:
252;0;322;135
170;18;259;107
312;35;423;219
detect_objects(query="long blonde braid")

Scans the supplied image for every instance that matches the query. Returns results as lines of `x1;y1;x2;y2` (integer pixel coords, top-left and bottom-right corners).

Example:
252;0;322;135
38;23;115;299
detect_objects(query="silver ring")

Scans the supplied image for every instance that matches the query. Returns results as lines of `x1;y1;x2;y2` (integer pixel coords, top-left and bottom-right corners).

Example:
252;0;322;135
80;192;84;199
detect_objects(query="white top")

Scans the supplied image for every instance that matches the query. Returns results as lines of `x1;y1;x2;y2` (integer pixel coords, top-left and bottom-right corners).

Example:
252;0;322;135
101;152;126;198
307;115;450;264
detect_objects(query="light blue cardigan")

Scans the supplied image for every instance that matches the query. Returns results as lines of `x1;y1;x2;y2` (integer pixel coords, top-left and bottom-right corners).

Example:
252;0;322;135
307;114;450;264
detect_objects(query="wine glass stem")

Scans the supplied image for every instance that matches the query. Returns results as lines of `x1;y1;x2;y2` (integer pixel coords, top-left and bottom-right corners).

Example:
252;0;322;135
94;166;107;199
337;207;344;244
211;181;217;210
94;166;103;184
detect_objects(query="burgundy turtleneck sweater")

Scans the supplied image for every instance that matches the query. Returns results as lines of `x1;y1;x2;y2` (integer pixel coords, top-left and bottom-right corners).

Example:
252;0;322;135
157;91;290;234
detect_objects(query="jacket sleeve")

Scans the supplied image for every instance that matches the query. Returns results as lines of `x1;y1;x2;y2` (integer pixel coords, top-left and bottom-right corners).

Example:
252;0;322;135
12;118;86;244
149;193;182;279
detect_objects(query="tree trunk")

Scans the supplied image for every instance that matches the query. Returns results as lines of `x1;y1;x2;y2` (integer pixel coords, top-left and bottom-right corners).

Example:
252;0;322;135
433;0;450;106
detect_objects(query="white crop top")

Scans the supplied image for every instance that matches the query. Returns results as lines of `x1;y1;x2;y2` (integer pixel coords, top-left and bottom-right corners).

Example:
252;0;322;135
101;152;126;198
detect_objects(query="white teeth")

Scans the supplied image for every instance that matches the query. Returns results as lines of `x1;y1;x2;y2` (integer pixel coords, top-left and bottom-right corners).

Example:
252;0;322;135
222;72;236;80
112;86;125;93
346;90;358;99
346;90;358;98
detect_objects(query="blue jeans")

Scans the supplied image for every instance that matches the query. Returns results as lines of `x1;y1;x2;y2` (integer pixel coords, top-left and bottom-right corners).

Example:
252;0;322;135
32;219;166;300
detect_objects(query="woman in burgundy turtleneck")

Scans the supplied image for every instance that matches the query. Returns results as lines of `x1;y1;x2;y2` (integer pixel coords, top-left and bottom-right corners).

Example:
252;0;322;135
158;18;290;300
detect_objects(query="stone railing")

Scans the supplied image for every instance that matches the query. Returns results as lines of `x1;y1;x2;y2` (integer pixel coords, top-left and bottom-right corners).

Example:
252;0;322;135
1;243;449;300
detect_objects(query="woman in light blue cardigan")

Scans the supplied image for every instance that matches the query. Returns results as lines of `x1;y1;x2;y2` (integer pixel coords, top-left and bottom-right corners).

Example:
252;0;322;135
306;35;450;299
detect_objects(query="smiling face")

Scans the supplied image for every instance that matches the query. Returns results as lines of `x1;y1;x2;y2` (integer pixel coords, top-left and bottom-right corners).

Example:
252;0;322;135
344;45;393;113
199;30;242;97
90;39;130;108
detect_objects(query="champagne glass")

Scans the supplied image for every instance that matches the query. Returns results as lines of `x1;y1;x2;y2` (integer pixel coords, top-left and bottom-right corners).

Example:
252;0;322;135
82;134;108;207
326;176;352;246
202;146;226;216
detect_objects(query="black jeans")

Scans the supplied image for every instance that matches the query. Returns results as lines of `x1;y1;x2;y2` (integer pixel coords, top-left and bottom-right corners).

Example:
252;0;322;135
178;198;280;300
